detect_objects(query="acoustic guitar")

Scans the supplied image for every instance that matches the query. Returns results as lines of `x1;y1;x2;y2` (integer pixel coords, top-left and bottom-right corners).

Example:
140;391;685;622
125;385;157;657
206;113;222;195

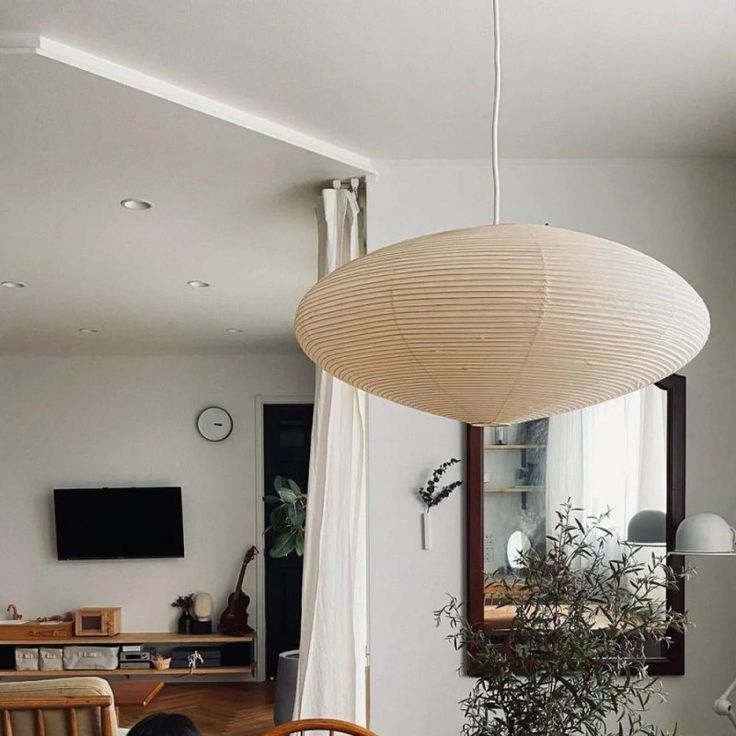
218;545;259;636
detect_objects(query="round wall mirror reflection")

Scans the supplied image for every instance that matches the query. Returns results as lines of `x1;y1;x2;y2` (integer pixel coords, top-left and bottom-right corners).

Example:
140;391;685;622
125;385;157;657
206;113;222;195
506;530;531;570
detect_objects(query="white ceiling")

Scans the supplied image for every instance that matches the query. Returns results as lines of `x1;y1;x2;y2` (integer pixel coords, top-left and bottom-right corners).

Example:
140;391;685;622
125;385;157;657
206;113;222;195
0;0;734;159
0;53;361;355
1;1;734;356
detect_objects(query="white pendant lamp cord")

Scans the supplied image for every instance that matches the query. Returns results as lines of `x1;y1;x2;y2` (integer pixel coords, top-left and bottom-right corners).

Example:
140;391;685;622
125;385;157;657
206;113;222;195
491;0;501;225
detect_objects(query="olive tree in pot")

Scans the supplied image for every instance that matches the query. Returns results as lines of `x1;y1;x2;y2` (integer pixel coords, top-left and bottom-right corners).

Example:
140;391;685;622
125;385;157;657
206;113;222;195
437;503;690;736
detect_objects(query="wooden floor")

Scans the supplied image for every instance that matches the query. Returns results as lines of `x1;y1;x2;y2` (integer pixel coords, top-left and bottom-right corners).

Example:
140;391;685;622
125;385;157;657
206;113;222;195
118;682;276;736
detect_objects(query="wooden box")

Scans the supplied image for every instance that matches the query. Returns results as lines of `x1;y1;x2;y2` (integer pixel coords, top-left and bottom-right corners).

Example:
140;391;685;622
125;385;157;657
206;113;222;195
0;621;74;641
74;608;122;637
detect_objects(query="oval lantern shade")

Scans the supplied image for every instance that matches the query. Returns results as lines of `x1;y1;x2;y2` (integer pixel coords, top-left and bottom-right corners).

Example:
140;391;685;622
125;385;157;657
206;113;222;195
294;224;710;426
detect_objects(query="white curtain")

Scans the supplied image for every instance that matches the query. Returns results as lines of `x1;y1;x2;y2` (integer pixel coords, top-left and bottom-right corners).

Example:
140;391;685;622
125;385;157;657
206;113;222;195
546;384;667;544
294;186;368;724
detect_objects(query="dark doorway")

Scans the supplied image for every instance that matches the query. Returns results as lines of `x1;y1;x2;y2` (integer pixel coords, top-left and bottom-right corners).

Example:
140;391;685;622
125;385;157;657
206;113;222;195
263;402;313;678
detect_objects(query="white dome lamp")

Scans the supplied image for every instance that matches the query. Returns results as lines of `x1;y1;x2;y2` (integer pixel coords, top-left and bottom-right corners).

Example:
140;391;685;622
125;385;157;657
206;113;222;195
672;512;736;556
626;510;667;547
672;513;736;730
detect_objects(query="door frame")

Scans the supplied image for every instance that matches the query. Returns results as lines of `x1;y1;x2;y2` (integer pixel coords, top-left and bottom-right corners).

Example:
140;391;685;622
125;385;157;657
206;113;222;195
254;394;314;680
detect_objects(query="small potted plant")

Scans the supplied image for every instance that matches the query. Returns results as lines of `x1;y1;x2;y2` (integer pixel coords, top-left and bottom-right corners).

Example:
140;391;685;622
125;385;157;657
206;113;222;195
264;476;307;558
172;594;195;634
151;651;171;670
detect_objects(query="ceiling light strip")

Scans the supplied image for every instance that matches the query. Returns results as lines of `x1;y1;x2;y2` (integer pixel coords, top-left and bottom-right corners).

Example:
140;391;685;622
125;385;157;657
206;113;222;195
6;36;377;175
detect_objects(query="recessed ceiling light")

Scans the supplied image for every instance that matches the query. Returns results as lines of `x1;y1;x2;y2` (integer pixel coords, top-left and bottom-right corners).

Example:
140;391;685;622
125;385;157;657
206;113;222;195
225;328;244;334
1;281;26;288
78;328;99;334
187;280;211;288
120;198;152;210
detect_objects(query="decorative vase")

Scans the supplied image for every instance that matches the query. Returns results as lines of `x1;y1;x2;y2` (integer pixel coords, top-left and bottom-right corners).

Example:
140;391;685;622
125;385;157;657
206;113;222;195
493;426;509;445
178;609;194;635
422;510;432;551
274;650;300;725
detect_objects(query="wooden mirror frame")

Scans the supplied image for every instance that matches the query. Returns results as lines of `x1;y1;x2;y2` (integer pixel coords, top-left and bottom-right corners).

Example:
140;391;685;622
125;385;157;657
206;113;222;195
466;374;686;676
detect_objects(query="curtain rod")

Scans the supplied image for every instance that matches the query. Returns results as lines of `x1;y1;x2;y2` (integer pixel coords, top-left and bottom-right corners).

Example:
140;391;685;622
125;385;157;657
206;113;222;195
330;177;361;191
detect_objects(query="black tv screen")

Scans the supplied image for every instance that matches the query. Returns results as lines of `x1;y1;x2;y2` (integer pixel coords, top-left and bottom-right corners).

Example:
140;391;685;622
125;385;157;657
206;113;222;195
54;487;184;560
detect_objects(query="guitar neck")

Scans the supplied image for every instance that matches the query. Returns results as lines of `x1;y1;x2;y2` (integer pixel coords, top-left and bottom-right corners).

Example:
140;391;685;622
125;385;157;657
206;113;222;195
232;547;257;594
234;562;247;593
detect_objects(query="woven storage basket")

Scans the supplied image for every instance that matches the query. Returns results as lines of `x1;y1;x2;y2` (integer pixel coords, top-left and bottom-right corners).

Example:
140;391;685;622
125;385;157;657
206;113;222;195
63;645;119;670
15;647;39;671
39;647;64;671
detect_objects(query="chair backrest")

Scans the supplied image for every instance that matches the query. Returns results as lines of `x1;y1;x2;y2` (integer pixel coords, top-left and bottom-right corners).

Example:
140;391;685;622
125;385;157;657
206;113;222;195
264;719;379;736
0;695;115;736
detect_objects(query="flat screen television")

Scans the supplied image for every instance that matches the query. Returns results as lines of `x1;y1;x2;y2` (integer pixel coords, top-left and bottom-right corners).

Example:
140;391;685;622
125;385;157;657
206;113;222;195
54;487;184;560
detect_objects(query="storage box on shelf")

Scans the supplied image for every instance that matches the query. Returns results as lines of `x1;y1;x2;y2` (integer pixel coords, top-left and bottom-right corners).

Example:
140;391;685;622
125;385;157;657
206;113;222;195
39;647;64;671
74;607;122;637
0;621;74;641
0;631;255;679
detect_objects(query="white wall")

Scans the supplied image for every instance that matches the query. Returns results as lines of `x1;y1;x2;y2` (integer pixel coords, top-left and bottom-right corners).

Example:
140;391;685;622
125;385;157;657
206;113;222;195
366;159;736;736
0;354;313;655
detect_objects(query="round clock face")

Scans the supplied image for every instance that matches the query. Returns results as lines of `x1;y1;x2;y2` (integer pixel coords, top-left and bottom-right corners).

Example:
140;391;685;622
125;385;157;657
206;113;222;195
197;407;233;442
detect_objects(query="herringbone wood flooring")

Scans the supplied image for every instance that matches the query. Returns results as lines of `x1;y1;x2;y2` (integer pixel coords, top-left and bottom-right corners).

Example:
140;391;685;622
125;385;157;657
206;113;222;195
118;682;276;736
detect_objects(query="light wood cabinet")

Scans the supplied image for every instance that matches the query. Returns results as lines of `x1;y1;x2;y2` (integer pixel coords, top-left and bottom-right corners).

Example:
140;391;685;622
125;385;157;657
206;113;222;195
74;609;122;637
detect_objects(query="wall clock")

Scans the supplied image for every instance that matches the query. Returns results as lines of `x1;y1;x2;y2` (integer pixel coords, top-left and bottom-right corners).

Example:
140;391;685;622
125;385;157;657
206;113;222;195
197;407;233;442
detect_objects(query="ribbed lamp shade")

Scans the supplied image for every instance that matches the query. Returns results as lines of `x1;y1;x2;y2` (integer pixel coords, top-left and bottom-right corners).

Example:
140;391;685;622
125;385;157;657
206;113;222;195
295;224;710;426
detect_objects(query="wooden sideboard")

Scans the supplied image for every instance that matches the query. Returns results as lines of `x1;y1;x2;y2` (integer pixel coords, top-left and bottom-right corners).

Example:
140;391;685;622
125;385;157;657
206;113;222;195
0;631;255;680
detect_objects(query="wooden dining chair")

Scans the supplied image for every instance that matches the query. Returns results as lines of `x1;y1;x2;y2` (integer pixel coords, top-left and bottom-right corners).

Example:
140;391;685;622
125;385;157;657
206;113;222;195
264;719;379;736
0;695;114;736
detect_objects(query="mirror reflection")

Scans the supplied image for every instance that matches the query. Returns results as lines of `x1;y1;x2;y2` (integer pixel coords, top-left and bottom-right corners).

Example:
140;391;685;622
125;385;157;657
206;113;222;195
483;383;668;616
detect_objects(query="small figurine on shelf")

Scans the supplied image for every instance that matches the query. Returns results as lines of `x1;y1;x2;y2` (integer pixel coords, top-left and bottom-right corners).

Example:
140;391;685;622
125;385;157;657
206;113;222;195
187;650;203;673
172;594;195;635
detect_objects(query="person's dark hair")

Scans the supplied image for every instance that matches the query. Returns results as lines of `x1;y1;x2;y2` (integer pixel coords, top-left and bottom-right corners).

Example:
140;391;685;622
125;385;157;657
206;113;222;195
127;713;202;736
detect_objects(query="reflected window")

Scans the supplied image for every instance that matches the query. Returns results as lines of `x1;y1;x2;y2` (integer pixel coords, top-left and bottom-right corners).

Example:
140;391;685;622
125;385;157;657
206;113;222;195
483;384;668;578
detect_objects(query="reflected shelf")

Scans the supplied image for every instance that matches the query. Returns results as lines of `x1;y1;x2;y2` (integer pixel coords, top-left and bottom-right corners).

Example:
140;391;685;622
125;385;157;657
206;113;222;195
484;485;544;493
484;444;546;450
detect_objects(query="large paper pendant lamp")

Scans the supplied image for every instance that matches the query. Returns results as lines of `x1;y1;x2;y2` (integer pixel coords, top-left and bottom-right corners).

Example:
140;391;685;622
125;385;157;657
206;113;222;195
295;223;709;425
295;0;710;425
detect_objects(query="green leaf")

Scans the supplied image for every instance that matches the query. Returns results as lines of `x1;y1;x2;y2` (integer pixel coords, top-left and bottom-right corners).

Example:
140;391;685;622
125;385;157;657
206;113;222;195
278;489;298;504
288;502;300;526
264;495;281;504
287;478;302;494
270;505;288;529
295;529;305;556
270;531;295;558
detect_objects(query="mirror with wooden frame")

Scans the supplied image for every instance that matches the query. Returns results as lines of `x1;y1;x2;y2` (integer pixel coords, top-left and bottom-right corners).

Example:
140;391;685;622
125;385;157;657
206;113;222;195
466;374;686;676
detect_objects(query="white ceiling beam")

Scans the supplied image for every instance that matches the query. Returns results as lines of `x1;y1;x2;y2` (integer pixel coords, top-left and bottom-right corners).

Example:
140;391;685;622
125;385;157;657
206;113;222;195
0;34;378;175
